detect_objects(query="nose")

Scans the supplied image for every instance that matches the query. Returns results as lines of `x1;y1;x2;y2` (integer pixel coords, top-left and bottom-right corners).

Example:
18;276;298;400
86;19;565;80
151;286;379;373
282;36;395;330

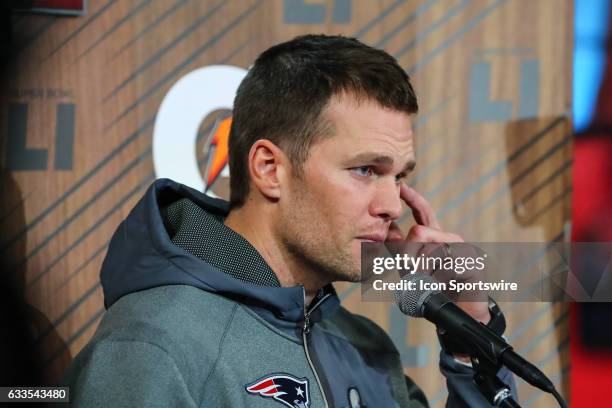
369;179;403;222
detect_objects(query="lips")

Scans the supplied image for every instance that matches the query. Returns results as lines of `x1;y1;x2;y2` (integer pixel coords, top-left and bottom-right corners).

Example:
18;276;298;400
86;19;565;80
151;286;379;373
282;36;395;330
356;233;387;242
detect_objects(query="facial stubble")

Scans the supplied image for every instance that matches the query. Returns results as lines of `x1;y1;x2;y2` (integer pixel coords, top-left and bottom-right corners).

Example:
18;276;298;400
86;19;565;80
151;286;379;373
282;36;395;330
278;176;364;285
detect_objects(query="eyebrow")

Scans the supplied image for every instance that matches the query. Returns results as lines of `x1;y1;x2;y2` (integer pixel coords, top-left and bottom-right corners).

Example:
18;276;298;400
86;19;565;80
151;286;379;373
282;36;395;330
347;153;416;173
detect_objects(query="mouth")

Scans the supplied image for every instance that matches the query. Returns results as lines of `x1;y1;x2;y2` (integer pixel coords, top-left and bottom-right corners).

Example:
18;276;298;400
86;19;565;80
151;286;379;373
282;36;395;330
356;234;387;243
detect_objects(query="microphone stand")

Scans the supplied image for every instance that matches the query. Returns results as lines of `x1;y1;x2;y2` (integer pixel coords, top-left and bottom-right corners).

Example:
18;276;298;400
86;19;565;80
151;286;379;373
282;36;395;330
470;353;521;408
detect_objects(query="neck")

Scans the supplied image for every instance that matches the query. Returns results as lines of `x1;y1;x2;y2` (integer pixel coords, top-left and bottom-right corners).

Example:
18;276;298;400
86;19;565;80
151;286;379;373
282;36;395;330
224;201;327;305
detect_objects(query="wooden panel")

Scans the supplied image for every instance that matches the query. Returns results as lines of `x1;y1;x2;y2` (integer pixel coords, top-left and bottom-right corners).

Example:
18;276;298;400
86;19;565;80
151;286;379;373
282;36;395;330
0;1;572;406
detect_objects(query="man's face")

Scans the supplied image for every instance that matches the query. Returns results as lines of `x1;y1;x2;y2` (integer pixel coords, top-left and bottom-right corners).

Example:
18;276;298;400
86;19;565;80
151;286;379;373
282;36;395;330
278;94;416;283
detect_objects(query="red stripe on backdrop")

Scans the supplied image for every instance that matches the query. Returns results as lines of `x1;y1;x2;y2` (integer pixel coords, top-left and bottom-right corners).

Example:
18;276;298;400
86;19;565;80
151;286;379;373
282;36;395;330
32;0;84;10
571;136;612;407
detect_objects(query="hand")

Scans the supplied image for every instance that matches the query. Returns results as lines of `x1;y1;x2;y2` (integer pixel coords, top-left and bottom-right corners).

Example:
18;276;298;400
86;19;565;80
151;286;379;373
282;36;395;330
386;183;490;325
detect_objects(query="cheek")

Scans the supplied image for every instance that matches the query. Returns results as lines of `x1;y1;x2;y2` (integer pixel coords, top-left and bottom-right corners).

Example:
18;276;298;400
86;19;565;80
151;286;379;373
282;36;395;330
318;172;370;206
321;189;372;237
335;180;374;219
302;168;373;231
317;184;362;219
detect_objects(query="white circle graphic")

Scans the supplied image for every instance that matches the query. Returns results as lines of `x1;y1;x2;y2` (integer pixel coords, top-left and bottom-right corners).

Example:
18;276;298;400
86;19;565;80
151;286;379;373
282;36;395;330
152;65;247;192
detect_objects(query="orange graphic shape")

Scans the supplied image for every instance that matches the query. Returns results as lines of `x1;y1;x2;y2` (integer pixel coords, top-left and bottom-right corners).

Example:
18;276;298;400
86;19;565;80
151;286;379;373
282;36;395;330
207;117;232;188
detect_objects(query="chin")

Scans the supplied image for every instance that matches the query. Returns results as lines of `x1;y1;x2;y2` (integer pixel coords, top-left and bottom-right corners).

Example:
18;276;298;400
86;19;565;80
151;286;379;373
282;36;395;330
340;263;363;283
328;262;361;284
332;272;362;284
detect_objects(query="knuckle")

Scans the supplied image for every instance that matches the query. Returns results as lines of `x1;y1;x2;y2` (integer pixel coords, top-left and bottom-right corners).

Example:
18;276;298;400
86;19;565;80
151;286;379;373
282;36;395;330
410;224;427;238
450;233;464;242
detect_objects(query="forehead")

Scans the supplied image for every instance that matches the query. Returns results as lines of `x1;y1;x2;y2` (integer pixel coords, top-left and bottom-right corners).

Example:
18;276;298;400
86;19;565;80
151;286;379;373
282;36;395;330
318;93;415;161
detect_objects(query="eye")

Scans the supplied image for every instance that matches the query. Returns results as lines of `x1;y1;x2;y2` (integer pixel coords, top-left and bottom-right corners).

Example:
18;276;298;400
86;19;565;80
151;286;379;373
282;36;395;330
352;166;375;177
395;172;408;184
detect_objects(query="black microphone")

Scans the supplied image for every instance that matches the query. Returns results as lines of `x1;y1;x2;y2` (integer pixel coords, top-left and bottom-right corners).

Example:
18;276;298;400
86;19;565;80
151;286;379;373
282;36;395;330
396;274;555;394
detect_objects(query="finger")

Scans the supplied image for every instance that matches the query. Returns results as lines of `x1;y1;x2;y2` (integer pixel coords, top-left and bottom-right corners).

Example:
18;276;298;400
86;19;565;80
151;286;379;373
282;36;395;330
456;301;491;324
405;225;462;243
399;183;441;230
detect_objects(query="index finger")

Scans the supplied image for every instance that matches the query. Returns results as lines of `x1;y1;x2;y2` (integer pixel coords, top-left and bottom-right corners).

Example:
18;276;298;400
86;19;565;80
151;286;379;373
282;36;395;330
399;183;442;230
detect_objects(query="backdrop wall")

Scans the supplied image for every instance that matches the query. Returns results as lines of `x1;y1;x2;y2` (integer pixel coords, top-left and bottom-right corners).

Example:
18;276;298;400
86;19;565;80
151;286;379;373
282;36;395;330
0;1;573;406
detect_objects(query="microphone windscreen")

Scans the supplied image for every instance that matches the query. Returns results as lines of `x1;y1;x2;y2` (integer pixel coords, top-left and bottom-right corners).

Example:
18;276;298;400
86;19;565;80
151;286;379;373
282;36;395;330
396;274;440;318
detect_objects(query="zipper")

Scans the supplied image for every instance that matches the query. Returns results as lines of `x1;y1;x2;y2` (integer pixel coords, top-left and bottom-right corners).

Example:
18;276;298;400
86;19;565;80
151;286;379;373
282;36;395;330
302;288;332;408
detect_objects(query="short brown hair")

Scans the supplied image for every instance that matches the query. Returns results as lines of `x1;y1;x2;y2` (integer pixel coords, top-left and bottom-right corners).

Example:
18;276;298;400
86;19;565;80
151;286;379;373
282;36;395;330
228;34;418;209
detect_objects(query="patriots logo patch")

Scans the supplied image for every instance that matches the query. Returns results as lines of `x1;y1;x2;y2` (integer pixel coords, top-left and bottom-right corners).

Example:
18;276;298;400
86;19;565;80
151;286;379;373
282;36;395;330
245;373;310;408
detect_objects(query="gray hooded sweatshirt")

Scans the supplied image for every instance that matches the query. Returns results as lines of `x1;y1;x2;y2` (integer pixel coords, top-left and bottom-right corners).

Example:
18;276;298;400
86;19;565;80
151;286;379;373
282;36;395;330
62;178;516;407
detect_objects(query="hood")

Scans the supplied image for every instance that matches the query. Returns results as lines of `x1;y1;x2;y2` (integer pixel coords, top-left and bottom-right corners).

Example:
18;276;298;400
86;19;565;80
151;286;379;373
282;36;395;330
100;178;339;325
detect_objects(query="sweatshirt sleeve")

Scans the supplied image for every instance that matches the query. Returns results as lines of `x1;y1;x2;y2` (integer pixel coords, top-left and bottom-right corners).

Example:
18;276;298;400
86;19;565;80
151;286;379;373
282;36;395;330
439;351;518;408
404;375;431;407
63;339;197;408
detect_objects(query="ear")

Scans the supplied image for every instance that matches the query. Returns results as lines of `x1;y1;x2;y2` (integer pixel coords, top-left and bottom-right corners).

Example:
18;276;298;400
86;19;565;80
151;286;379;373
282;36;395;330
247;139;289;201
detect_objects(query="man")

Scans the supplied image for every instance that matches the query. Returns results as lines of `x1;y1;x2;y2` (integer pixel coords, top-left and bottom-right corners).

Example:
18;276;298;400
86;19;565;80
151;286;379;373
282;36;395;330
64;34;515;407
